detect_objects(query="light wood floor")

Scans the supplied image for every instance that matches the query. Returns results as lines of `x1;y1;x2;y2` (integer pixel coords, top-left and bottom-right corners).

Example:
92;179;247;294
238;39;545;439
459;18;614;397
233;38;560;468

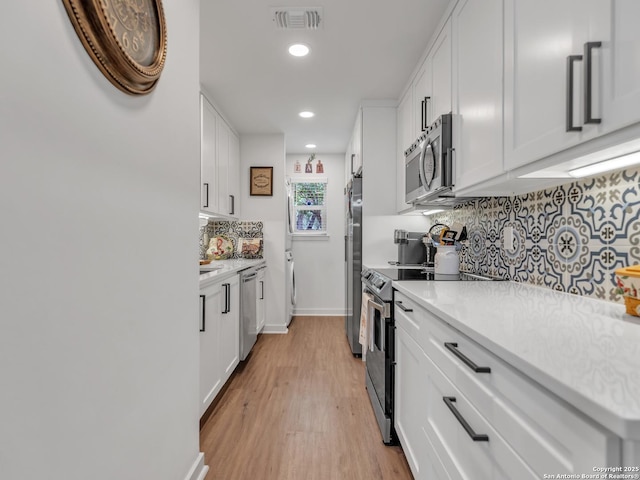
200;316;413;480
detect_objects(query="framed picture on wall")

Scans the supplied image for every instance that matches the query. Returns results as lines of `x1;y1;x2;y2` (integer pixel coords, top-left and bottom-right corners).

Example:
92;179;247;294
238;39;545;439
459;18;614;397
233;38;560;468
250;166;273;196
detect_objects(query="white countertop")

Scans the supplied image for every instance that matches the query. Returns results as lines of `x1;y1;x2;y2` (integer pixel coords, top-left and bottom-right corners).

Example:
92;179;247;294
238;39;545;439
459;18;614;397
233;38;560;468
199;258;265;286
393;279;640;440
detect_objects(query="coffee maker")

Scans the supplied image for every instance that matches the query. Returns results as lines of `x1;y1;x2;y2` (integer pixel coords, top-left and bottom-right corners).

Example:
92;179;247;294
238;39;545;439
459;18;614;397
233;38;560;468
393;230;426;265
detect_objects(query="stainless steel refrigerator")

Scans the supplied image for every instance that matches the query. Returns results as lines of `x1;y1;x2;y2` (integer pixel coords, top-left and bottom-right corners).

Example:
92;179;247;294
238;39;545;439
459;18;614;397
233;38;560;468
345;176;362;356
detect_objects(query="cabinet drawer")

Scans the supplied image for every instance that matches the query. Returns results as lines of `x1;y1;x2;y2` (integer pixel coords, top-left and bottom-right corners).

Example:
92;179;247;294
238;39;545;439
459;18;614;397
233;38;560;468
423;352;537;479
394;292;423;341
424;315;620;475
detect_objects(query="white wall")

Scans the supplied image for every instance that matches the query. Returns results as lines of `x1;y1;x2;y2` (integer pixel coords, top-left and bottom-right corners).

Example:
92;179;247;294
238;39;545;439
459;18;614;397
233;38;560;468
0;2;204;480
287;154;346;316
240;135;287;332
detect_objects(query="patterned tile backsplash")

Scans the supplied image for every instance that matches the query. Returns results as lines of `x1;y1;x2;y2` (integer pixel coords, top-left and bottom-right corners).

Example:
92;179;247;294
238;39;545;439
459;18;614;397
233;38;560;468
199;221;264;260
427;167;640;305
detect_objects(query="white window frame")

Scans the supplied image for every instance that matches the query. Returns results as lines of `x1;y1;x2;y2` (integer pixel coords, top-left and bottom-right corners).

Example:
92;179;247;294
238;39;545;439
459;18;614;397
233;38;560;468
289;176;328;237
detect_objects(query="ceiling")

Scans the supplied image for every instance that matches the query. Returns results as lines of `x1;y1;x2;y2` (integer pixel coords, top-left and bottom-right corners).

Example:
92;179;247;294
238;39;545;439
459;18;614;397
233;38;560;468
200;0;451;154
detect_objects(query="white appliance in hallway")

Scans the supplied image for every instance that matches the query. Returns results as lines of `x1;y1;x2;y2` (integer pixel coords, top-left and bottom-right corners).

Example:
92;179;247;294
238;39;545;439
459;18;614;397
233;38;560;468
285;250;296;326
285;178;295;326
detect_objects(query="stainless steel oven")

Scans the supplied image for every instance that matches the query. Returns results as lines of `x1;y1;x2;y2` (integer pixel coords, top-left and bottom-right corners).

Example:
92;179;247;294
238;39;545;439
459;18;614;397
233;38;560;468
361;266;503;445
361;269;395;445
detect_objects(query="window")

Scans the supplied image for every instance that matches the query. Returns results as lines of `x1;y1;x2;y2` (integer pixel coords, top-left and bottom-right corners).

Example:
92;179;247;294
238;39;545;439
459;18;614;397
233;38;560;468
291;178;328;235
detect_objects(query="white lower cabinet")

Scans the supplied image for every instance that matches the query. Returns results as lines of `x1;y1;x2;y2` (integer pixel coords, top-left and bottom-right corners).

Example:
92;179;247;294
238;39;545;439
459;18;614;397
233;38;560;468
395;323;429;479
394;291;621;479
199;275;240;417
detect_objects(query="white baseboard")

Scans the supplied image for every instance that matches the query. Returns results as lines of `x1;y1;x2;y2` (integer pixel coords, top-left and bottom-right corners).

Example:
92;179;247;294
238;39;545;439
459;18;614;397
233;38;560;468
262;324;289;334
293;308;346;316
184;452;209;480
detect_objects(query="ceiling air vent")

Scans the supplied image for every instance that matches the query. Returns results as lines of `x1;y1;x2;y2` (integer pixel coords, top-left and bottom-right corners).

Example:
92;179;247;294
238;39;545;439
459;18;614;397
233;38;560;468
272;7;323;30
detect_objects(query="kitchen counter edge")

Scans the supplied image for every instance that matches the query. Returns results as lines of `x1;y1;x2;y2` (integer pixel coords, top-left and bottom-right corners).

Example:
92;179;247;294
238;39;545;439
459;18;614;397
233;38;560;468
199;259;266;287
393;279;640;440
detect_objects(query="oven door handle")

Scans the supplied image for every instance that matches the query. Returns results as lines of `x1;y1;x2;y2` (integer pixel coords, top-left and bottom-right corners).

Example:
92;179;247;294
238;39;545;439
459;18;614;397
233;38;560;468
363;289;389;352
363;289;390;318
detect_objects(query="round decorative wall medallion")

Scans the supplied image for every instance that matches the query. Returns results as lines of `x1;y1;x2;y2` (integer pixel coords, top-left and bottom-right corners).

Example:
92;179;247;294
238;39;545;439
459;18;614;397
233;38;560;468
62;0;167;95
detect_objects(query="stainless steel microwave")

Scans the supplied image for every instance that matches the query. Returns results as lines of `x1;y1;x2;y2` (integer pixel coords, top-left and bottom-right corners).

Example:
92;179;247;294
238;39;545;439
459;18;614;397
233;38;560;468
404;113;453;205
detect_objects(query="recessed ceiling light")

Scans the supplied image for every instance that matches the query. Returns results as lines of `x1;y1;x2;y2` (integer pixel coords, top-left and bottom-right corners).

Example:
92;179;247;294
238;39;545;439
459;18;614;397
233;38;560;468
299;111;315;118
305;144;317;149
288;44;310;57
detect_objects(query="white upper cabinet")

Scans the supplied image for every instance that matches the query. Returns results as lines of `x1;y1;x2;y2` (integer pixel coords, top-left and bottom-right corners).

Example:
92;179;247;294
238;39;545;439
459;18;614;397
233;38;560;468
399;0;640;198
350;111;363;177
396;90;414;212
200;93;240;218
600;0;640;134
228;130;240;216
413;20;453;141
503;0;610;170
452;0;504;191
430;20;452;123
396;19;452;212
201;95;219;214
413;62;431;138
216;117;231;214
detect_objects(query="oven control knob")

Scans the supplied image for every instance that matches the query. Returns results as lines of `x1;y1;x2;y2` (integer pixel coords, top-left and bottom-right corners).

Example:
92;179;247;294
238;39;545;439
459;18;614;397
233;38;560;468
374;278;386;288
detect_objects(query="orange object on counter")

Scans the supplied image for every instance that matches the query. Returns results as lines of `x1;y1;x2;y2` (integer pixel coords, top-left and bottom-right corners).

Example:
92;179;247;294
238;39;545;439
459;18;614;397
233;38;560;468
615;265;640;316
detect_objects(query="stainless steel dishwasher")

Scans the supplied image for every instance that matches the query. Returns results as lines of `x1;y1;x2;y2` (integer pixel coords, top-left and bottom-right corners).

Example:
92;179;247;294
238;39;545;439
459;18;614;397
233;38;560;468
239;267;258;361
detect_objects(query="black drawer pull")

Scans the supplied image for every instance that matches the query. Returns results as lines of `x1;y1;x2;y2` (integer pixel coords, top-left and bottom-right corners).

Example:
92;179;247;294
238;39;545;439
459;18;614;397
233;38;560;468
395;301;413;313
443;396;489;442
566;54;583;132
199;294;206;332
584;41;602;125
444;342;491;373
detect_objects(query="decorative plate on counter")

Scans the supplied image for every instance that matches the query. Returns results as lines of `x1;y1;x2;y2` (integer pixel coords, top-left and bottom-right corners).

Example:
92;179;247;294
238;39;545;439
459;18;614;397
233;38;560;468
206;235;234;260
237;237;263;259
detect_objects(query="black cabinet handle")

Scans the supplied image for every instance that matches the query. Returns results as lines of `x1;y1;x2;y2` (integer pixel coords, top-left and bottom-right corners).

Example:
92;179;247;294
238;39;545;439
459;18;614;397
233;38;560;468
395;301;413;313
584;41;602;125
566;54;583;132
443;397;489;441
421;96;431;131
199;294;206;332
222;283;230;314
229;194;235;215
444;342;491;373
203;183;209;208
260;280;264;300
351;154;355;175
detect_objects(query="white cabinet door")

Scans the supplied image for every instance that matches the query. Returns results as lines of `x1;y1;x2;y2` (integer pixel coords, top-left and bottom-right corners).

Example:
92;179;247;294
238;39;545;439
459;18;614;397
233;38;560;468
216;119;231;217
395;324;430;479
413;20;452;137
199;281;222;416
430;20;452;121
219;275;240;380
504;0;610;170
397;89;414;212
452;0;504;191
201;95;218;214
256;267;266;334
201;93;240;218
350;110;363;176
413;62;431;138
601;0;640;133
228;130;240;217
